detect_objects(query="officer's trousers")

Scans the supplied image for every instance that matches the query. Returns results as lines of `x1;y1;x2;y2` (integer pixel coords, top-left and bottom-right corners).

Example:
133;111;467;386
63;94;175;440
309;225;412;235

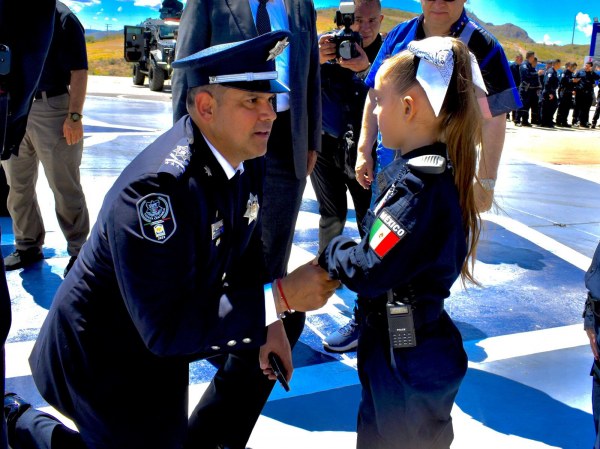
356;311;467;449
518;89;540;124
2;93;89;256
310;133;371;254
556;95;573;125
540;97;558;126
577;92;594;126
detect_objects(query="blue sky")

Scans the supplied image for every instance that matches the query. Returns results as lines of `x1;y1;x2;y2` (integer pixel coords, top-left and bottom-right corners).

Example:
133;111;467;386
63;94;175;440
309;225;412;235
65;0;598;47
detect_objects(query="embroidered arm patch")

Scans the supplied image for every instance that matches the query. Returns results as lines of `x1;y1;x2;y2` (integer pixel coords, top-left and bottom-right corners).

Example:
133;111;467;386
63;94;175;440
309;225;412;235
369;210;407;258
137;193;177;243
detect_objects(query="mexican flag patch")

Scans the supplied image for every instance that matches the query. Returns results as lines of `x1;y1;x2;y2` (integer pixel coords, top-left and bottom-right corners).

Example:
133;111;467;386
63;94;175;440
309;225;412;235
369;210;407;258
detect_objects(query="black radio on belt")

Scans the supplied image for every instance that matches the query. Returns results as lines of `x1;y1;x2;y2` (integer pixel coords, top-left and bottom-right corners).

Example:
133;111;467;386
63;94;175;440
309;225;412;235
386;301;416;348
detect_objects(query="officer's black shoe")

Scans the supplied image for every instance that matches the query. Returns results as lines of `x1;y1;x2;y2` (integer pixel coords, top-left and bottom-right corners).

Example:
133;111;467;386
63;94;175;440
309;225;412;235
522;122;532;127
515;122;522;127
3;248;44;271
64;256;77;277
592;123;597;129
4;393;31;434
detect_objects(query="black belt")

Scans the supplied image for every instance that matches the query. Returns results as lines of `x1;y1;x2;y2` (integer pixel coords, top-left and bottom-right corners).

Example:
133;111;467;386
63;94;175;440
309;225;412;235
34;87;68;100
357;296;444;331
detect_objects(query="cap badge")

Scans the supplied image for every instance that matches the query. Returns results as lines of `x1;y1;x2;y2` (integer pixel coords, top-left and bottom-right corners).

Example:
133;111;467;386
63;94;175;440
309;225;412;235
267;37;289;61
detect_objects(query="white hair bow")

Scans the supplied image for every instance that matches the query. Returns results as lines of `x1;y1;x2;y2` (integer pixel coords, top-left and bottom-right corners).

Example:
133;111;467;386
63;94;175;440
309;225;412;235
407;36;488;117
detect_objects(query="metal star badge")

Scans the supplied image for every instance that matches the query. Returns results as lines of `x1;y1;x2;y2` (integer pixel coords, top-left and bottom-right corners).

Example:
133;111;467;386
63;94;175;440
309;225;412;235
243;193;260;224
267;37;289;61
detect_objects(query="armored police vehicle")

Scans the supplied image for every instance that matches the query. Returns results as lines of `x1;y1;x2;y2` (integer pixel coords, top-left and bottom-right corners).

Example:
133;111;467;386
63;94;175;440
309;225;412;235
123;18;179;92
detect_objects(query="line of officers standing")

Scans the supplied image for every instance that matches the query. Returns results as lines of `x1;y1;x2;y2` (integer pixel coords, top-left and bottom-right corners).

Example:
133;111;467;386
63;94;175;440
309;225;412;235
510;50;600;128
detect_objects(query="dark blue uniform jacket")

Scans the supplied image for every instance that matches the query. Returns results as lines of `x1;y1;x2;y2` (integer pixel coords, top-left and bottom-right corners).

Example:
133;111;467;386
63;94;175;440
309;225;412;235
319;143;466;308
29;116;269;448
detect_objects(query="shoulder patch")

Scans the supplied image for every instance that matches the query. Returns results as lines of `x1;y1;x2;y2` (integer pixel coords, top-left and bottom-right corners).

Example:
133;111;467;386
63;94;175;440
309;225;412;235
369;210;407;258
160;138;192;177
137;193;177;244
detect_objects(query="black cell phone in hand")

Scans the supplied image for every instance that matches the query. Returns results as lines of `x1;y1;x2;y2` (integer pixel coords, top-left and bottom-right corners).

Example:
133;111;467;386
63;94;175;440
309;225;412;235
268;353;290;392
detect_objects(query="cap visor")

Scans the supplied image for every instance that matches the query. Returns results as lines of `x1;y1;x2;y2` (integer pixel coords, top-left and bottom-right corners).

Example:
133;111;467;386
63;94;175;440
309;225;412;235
224;79;290;94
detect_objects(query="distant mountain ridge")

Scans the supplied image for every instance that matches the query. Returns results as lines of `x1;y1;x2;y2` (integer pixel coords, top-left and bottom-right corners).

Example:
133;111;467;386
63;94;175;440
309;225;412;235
467;12;535;44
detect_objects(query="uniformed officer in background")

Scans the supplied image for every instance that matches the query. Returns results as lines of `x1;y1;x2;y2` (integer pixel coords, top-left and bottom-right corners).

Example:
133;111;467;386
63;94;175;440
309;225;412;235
584;241;600;449
540;58;561;128
3;30;338;449
556;62;579;127
508;53;523;123
573;61;600;128
517;51;541;127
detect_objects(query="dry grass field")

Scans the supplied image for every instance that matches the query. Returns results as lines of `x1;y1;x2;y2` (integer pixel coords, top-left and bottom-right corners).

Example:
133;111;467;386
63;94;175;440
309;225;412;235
87;8;588;77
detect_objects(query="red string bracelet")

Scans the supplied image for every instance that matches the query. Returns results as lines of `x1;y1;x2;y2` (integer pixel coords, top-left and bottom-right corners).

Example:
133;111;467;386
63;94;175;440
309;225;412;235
276;278;294;315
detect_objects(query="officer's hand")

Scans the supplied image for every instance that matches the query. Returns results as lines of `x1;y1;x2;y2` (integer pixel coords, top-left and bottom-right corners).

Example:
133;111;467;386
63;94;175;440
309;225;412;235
318;33;337;65
587;328;600;361
355;144;374;189
63;117;84;146
339;44;370;73
280;261;339;312
474;182;493;213
259;320;293;383
307;149;318;176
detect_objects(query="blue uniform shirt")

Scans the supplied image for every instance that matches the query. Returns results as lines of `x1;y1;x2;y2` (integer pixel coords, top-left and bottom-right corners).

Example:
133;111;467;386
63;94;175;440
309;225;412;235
364;9;521;187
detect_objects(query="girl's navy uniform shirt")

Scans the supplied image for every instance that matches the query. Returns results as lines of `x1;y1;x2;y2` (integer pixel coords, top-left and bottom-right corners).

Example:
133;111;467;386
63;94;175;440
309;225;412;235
319;142;467;307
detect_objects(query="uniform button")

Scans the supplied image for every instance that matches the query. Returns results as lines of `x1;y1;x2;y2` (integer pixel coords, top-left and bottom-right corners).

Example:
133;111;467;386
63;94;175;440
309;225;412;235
242;338;252;344
211;345;220;351
222;273;227;281
227;340;237;347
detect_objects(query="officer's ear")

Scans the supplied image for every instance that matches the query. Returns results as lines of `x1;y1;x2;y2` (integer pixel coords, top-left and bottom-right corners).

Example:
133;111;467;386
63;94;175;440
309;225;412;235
193;90;217;123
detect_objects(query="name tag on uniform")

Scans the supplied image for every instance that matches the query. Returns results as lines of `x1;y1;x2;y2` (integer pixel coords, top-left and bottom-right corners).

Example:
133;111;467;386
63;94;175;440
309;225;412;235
211;219;224;240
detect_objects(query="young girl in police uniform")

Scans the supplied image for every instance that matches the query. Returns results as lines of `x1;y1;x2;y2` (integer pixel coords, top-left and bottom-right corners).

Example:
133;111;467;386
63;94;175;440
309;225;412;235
318;36;485;449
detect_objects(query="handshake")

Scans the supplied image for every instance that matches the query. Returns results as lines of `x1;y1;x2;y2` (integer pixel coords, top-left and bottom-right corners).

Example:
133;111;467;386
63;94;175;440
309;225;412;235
275;259;340;314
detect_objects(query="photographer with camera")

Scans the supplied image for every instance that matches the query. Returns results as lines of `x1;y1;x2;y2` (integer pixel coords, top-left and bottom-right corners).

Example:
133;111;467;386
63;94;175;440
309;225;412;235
311;0;383;353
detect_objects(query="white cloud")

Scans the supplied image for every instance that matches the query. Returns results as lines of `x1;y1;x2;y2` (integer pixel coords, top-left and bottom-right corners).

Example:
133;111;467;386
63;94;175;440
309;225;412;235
134;0;162;7
117;6;123;12
576;12;593;37
542;34;562;46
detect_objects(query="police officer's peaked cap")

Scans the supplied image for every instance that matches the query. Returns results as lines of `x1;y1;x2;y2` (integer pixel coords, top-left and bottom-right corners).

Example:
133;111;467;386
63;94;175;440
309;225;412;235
173;30;291;93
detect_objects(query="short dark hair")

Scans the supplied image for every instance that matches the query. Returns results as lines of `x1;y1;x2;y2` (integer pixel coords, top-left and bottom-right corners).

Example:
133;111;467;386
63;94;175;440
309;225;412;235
526;51;535;59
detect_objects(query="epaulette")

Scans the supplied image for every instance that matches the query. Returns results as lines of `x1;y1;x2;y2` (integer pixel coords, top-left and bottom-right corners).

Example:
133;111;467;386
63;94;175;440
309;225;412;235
406;154;448;175
158;137;193;178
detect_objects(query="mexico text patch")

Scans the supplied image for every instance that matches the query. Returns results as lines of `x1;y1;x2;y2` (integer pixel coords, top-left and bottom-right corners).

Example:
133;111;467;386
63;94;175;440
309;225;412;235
369;210;407;258
137;193;177;243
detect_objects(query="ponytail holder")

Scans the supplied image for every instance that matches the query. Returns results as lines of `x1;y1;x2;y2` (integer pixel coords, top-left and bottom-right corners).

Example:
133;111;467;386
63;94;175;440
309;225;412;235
406;36;488;117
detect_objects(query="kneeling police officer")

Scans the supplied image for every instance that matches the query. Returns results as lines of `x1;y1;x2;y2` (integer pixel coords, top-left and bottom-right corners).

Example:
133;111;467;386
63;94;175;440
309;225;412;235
3;31;337;449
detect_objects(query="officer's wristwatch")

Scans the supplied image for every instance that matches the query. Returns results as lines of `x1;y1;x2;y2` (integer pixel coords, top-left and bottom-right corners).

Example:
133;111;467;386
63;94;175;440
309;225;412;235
69;112;83;122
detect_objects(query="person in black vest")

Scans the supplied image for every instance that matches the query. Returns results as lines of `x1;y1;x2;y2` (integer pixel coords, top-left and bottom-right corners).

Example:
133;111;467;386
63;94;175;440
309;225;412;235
574;61;600;128
540;59;561;128
517;51;541;127
556;62;580;127
508;53;523;123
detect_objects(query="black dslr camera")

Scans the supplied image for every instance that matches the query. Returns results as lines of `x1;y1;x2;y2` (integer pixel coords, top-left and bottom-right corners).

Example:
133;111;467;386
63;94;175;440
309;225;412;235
330;2;362;61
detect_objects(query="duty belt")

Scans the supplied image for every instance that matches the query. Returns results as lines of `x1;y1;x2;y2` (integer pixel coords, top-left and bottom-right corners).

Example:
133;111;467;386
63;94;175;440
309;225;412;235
356;294;444;331
34;86;68;100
